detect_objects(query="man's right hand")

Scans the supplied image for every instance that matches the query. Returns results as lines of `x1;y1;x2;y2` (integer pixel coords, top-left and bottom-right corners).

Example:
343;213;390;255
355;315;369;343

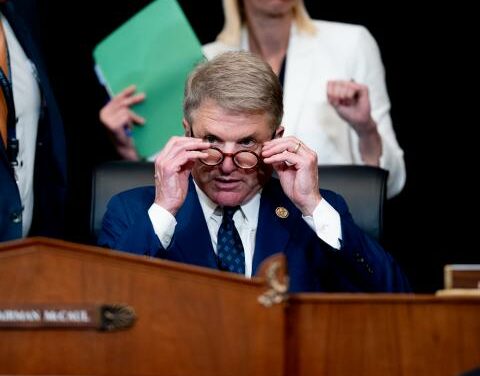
153;136;210;215
99;85;146;160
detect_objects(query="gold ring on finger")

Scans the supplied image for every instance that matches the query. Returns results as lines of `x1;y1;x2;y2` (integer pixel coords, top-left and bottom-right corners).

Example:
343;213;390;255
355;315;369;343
293;141;302;154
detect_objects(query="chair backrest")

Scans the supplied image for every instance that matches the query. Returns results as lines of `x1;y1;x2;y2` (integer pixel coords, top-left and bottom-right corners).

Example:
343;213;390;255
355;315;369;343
317;165;388;240
91;161;155;239
91;161;387;241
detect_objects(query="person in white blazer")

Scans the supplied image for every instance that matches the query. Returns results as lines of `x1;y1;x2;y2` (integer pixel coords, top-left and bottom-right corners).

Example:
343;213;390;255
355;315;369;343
99;0;406;198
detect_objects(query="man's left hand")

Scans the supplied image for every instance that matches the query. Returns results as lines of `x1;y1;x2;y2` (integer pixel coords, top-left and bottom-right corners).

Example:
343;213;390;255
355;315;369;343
262;136;321;216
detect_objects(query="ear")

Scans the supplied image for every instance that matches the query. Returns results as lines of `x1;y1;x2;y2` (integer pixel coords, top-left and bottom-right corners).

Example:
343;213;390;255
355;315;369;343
274;126;284;138
183;118;191;137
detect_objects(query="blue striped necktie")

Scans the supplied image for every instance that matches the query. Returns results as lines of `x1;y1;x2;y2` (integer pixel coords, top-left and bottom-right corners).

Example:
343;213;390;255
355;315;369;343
216;206;245;274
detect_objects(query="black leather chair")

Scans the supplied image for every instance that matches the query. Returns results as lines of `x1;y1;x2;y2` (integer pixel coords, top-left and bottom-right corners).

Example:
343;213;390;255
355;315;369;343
90;161;155;240
91;161;388;241
315;165;388;240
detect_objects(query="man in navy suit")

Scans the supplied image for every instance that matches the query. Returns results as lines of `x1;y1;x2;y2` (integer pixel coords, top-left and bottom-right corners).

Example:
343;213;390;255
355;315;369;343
99;51;409;292
0;1;67;241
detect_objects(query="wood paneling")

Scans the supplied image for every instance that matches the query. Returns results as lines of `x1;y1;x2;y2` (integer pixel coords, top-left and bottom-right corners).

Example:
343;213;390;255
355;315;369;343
287;294;480;376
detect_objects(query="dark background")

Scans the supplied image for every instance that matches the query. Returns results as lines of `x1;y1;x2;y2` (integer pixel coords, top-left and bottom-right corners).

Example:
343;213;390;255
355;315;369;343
23;1;476;292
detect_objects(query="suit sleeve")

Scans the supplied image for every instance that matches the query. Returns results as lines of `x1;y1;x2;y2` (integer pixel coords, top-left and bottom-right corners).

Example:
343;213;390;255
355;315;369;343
321;191;411;292
97;192;164;257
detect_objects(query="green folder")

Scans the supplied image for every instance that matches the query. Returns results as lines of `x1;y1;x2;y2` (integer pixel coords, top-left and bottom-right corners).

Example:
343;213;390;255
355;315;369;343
93;0;204;158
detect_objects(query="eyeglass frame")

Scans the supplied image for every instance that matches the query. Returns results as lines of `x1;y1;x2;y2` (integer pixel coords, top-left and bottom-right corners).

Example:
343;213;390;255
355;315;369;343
189;128;278;169
200;147;260;169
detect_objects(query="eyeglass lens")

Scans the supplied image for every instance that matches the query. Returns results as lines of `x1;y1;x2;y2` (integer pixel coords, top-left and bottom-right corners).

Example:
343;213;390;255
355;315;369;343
202;148;259;169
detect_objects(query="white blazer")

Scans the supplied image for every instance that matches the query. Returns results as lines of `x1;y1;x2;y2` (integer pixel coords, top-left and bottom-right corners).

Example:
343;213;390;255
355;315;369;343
203;20;406;198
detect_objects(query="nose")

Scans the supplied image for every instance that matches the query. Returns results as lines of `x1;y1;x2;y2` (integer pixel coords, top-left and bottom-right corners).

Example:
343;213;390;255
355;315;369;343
219;153;237;174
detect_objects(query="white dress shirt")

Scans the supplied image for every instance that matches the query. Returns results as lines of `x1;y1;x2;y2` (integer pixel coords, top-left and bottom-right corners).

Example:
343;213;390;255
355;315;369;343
148;181;342;277
2;15;41;237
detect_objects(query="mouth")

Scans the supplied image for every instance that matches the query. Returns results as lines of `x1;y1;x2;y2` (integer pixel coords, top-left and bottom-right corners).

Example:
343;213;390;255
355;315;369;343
214;177;242;190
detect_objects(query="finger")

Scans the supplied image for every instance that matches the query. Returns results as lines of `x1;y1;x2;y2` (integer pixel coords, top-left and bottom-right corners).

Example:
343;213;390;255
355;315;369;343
113;108;136;124
336;82;355;100
342;81;367;95
166;136;210;153
102;93;146;126
327;93;339;107
340;84;352;99
262;143;302;158
263;135;297;148
107;86;142;110
354;84;368;99
159;136;210;161
263;149;303;167
128;110;146;125
346;86;357;100
117;84;138;97
326;81;336;99
155;150;209;177
338;87;355;105
263;137;305;156
327;81;343;106
329;79;357;89
172;150;210;170
121;92;146;107
327;80;334;95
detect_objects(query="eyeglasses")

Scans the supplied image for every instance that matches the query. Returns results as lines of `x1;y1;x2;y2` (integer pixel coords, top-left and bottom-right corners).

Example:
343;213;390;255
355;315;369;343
200;147;260;169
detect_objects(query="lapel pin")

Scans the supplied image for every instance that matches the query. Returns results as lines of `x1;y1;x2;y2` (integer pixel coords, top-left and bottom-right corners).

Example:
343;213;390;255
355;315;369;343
275;207;289;219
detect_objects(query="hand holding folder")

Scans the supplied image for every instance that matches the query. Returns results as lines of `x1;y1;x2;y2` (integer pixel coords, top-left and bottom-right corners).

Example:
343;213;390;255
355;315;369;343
93;0;204;159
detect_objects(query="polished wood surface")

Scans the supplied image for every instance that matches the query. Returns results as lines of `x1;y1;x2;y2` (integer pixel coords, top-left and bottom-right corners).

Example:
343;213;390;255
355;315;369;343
286;294;480;376
0;237;285;376
1;238;480;376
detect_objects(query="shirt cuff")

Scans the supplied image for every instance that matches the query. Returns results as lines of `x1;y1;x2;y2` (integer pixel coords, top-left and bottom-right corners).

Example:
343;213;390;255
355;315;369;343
302;198;342;250
148;203;177;249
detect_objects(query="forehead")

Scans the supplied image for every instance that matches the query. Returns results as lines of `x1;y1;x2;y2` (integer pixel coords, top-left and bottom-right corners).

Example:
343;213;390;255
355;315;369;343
191;100;272;138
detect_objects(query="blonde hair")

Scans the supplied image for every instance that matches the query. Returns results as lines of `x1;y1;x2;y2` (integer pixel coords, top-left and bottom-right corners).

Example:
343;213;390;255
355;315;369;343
184;51;283;130
217;0;316;46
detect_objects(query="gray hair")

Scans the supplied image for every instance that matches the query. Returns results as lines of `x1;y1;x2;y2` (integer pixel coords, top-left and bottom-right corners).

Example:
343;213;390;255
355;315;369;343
184;51;283;130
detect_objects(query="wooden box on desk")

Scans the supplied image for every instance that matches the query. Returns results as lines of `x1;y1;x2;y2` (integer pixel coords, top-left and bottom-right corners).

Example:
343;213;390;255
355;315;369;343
1;237;480;376
445;264;480;289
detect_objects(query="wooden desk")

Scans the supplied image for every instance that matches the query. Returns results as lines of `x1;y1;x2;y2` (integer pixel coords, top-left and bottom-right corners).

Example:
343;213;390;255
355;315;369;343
1;238;479;376
287;294;480;375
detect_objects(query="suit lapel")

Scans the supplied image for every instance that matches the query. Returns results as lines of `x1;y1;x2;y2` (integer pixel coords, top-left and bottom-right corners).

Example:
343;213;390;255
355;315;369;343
3;4;36;63
252;180;296;275
282;24;316;135
2;3;46;91
173;178;218;269
0;136;10;172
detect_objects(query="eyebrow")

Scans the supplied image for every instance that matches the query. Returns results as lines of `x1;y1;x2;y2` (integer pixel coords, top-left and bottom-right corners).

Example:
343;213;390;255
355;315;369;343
196;130;260;143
